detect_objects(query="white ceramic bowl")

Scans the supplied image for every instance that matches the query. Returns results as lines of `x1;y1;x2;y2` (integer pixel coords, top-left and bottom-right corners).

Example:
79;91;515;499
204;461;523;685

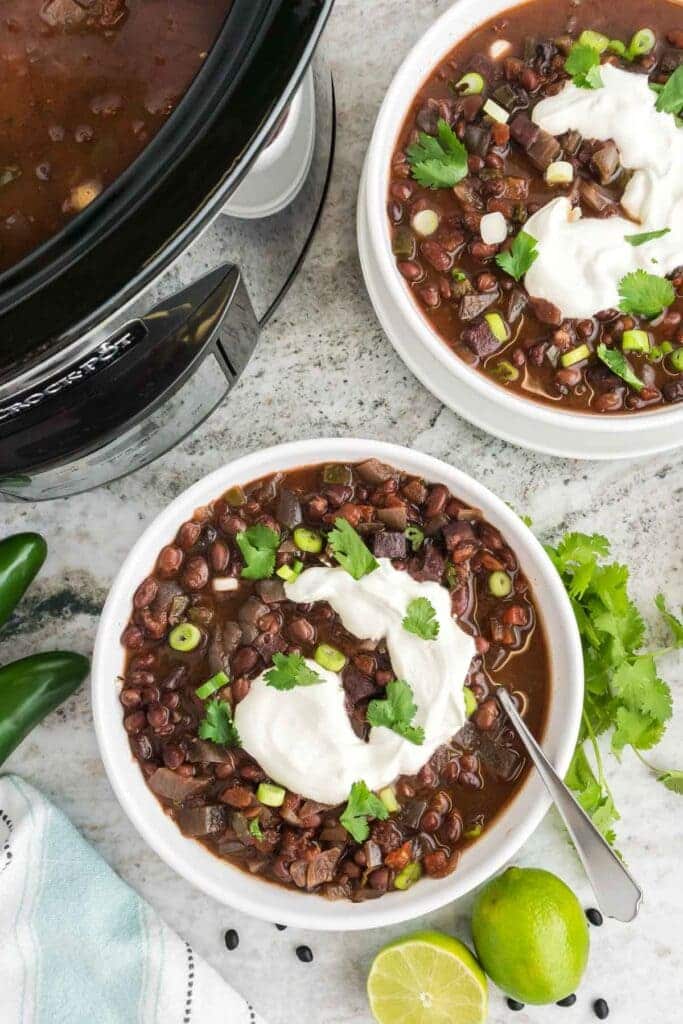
92;438;583;930
358;0;683;459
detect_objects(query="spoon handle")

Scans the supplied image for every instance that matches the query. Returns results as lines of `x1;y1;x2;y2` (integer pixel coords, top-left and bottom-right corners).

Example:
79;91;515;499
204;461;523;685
497;688;642;923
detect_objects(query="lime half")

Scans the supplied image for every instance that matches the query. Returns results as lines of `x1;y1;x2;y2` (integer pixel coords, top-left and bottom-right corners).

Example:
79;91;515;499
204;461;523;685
367;930;488;1024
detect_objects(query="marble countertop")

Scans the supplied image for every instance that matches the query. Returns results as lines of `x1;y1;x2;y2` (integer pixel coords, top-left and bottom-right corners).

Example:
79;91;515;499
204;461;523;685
2;2;682;1021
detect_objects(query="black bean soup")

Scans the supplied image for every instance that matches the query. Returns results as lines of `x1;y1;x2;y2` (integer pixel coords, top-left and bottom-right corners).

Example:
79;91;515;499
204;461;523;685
388;0;683;413
120;461;549;901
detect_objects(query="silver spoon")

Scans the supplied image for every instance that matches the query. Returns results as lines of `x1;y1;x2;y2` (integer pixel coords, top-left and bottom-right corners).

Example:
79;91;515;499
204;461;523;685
496;687;643;922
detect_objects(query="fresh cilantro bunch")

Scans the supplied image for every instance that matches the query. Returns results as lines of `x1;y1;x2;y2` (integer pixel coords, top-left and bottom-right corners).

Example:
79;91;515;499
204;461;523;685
402;597;439;640
618;270;675;319
565;42;603;89
406;118;469;189
495;231;538;281
367;679;425;746
265;652;323;690
198;699;241;748
340;780;389;842
328;517;378;580
545;532;683;844
236;524;280;580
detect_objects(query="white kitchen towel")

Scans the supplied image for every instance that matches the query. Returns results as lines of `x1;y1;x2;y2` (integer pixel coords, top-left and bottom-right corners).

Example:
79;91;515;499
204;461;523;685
0;774;264;1024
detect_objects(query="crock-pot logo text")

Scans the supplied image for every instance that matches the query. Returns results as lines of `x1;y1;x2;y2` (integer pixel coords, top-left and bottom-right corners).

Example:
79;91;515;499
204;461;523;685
0;322;147;424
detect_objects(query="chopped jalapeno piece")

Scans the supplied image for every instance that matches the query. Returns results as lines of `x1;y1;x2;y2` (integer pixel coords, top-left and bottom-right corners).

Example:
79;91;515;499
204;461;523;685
464;822;484;839
196;671;229;699
622;330;651;354
491;359;519;382
489;570;512;597
293;527;323;554
276;559;304;582
391;226;416;260
561;344;591;368
169;623;202;652
256;783;286;807
379;786;400;814
463;686;478;718
394;862;422;890
455;71;485;95
314;643;347;673
669;348;683;372
485;312;510;342
225;486;246;508
323;464;353;485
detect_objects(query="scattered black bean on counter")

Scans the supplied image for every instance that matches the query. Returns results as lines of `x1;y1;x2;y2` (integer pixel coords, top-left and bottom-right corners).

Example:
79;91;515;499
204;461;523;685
593;998;610;1019
557;994;577;1007
296;945;314;963
586;908;604;927
506;998;525;1011
275;923;287;931
224;928;239;951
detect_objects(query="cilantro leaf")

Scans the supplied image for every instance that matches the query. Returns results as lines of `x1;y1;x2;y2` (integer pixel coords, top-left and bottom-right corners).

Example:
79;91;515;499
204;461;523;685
249;818;264;840
405;525;425;551
340;780;389;842
264;652;324;691
655;64;683;116
328;517;378;580
624;228;670;247
198;699;240;747
406;118;468;189
596;343;644;393
367;679;425;745
565;43;603;89
236;524;280;580
655;593;683;646
402;597;440;640
618;270;675;318
657;770;683;794
495;230;539;281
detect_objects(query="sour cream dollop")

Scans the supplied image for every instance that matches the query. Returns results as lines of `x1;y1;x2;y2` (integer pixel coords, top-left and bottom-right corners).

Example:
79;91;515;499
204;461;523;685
523;64;683;319
234;559;475;805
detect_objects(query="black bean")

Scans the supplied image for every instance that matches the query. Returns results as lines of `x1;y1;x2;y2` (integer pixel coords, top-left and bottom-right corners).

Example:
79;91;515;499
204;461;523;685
593;998;609;1019
585;907;603;927
296;945;314;963
506;998;524;1011
275;923;287;931
224;928;239;951
557;994;577;1007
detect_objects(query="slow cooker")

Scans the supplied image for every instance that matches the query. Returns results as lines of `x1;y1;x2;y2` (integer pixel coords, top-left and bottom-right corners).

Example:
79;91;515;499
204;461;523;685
0;0;335;501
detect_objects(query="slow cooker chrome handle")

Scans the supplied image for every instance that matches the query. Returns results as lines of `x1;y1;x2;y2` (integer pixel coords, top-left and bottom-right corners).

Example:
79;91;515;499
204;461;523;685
0;265;259;493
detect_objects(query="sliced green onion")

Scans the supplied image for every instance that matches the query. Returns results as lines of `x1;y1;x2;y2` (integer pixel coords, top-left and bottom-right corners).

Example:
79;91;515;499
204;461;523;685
168;622;201;652
545;160;574;186
463;686;478;718
489;570;512;597
485;312;510;343
491;359;519;383
455;71;485;95
412;209;440;237
379;786;400;814
293;527;323;553
578;29;610;53
314;643;347;673
452;269;467;281
561;343;591;368
394;862;422;890
195;671;229;700
404;525;425;551
669;348;683;372
277;559;304;582
464;822;484;839
256;783;286;807
482;98;509;123
323;463;353;485
607;39;627;56
627;28;656;58
648;340;674;361
622;329;651;354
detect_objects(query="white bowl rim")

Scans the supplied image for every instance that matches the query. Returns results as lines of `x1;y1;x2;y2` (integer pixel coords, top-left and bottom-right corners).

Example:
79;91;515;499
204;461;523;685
363;0;683;441
92;438;583;931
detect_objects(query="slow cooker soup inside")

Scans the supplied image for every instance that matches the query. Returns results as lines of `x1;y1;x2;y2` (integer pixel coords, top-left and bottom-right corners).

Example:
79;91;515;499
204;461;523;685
0;0;231;273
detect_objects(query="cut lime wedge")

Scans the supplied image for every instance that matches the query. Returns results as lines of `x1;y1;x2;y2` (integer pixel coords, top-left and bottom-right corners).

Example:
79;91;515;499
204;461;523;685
367;930;488;1024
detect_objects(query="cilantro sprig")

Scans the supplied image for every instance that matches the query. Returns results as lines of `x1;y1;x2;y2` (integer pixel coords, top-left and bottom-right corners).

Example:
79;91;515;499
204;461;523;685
328;517;378;580
402;597;440;641
565;42;603;90
264;652;324;691
236;524;280;580
495;230;538;281
340;780;389;842
198;699;241;748
545;532;683;847
367;679;425;746
624;228;670;247
596;343;644;393
655;64;683;116
618;270;675;318
406;118;469;190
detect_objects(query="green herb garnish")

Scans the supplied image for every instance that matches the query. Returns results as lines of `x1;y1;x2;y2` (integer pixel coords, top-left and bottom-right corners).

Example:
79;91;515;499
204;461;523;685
405;525;425;551
655;65;683;116
495;230;539;281
565;42;603;90
624;228;671;247
618;270;675;318
198;699;240;747
545;533;683;846
236;524;280;580
249;819;264;841
328;517;379;580
340;780;389;842
402;597;440;640
406;118;469;190
596;343;644;392
264;652;324;691
367;679;426;746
